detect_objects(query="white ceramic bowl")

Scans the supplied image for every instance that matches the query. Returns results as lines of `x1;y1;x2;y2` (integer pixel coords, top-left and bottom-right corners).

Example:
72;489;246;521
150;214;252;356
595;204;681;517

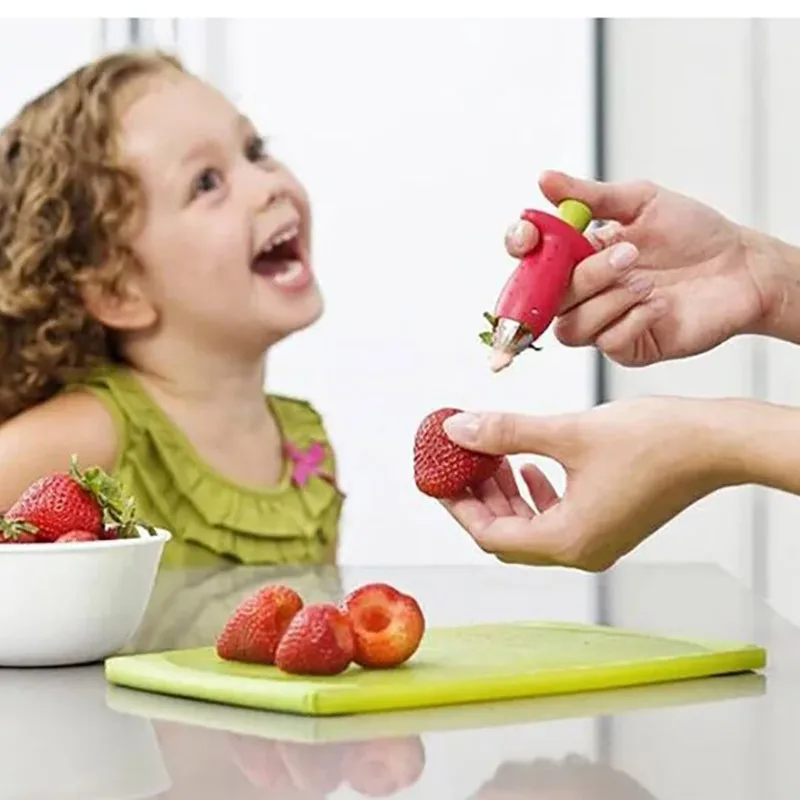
0;526;171;667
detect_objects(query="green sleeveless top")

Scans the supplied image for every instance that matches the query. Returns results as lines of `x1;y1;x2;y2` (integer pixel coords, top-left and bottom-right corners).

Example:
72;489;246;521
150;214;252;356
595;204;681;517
65;366;343;569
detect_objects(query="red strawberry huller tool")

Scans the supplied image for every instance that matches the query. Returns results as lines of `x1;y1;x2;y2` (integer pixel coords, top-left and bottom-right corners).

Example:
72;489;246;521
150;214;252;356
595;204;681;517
480;199;594;372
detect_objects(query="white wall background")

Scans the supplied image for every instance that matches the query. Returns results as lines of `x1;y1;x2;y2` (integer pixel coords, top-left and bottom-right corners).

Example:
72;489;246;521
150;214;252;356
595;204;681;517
122;18;602;774
177;18;600;567
602;19;761;587
18;18;800;793
9;17;800;600
601;17;800;628
759;20;800;632
601;17;800;794
0;17;599;570
0;20;104;125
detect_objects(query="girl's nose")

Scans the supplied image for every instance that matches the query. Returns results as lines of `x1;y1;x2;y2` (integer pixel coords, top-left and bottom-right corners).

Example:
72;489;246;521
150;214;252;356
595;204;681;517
249;165;290;213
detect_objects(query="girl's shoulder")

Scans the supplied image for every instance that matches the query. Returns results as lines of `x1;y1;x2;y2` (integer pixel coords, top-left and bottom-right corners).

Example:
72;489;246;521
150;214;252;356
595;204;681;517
267;393;327;435
0;386;119;509
267;393;338;471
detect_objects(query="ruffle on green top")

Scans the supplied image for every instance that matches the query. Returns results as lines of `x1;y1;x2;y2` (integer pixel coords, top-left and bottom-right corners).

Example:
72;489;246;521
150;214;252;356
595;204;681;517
65;366;344;569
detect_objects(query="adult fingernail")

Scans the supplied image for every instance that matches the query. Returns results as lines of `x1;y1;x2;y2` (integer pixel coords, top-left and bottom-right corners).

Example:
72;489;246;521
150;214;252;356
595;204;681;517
443;412;480;443
507;220;534;250
593;221;621;247
608;241;638;269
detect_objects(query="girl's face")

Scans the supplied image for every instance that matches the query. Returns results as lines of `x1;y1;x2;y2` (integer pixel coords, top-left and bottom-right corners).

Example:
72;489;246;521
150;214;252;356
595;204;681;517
118;69;322;359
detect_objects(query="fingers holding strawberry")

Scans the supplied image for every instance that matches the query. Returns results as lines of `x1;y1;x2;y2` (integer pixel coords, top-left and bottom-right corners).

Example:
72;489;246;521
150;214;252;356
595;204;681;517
413;407;502;499
432;397;737;572
466;458;537;521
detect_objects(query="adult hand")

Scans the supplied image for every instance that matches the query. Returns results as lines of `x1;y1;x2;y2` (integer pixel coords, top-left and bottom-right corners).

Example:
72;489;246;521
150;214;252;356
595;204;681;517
437;398;739;571
504;171;777;366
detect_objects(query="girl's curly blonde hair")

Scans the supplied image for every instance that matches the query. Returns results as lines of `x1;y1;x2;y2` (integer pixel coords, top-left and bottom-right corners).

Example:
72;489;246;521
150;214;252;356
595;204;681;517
0;49;183;424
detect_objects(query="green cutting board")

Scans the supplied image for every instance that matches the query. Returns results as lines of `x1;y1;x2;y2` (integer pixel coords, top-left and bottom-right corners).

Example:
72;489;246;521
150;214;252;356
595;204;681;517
104;620;766;717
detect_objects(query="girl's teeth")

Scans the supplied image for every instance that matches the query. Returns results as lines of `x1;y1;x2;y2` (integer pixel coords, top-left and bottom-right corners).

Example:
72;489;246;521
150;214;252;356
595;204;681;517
272;260;303;285
264;227;298;252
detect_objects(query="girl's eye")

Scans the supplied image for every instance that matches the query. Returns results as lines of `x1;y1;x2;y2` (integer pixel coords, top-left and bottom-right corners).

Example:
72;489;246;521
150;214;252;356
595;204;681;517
245;135;269;162
190;167;223;200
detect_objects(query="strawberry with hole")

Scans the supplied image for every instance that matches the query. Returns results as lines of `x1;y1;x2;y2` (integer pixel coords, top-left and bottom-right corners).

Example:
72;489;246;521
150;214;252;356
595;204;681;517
0;517;39;544
5;455;142;542
413;407;502;498
341;583;425;669
274;602;355;676
57;530;99;543
216;584;304;665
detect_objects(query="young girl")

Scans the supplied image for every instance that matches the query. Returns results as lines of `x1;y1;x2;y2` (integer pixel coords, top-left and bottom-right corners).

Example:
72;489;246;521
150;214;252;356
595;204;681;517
0;49;343;569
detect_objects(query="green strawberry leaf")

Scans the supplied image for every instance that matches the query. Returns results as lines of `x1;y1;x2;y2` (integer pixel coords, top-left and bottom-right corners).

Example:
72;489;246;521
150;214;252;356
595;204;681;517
479;314;543;352
69;454;156;539
0;516;38;539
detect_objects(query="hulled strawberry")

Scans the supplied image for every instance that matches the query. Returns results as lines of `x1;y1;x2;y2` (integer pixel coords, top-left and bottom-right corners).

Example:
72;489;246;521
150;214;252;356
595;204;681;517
5;455;140;542
341;583;425;669
413;407;502;498
216;584;305;665
274;603;355;676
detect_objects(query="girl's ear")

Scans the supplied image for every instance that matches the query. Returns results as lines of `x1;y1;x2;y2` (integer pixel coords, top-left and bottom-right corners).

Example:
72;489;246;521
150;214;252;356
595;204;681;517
81;271;158;332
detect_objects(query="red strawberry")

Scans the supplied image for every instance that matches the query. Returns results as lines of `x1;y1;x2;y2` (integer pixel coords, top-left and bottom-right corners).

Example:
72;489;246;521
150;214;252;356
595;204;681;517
341;583;425;669
0;517;39;544
56;530;99;543
7;474;101;542
274;603;355;676
216;584;304;665
413;407;502;498
5;455;138;542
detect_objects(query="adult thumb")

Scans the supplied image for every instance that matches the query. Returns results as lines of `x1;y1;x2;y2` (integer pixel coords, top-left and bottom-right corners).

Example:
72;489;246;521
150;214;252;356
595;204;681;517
539;170;656;225
442;410;574;458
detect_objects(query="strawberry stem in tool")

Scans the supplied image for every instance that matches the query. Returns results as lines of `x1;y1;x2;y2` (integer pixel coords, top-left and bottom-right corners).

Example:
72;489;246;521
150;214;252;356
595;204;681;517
479;311;496;345
479;311;541;351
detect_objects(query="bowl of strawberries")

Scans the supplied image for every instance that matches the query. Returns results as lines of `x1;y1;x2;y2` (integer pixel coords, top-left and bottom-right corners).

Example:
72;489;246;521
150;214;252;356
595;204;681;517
0;456;170;667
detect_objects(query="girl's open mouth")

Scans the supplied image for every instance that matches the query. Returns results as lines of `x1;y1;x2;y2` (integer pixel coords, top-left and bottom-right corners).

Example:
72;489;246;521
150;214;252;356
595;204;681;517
251;224;311;290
